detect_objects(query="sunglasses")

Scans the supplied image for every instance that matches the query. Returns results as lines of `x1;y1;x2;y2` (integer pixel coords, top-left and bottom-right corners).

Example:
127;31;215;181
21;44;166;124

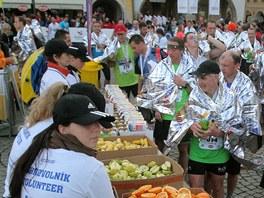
167;44;181;50
117;32;125;36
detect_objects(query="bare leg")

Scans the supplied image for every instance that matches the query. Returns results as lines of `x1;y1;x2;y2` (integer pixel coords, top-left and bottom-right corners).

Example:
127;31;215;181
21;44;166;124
204;172;213;195
155;140;165;153
211;173;225;198
227;174;238;198
189;173;204;188
178;143;189;172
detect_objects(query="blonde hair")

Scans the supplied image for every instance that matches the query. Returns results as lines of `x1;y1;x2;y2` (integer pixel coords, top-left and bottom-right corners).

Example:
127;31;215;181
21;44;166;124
1;23;11;34
26;82;69;127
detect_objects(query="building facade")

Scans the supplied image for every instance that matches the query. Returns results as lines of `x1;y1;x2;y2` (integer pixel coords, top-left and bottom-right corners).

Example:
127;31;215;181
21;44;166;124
3;0;263;23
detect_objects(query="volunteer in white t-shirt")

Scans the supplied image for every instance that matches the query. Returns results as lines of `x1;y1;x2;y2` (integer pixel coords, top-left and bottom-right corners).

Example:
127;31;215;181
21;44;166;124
9;94;115;198
40;39;78;95
4;82;113;198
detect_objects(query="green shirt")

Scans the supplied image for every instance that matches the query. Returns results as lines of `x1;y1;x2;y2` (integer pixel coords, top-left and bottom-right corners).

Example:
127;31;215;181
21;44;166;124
189;136;229;164
163;64;189;121
114;43;138;87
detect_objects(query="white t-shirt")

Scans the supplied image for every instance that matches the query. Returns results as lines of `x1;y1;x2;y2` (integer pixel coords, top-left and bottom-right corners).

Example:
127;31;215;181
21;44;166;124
4;118;53;198
184;26;197;35
21;148;115;198
40;67;77;95
48;22;60;40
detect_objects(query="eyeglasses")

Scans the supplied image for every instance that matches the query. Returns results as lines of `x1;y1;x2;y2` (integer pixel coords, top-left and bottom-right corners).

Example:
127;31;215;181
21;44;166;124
167;44;182;51
117;32;125;36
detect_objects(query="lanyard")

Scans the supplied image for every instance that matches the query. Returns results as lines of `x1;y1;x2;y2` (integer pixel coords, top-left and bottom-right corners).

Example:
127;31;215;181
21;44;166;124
139;46;151;76
121;44;129;62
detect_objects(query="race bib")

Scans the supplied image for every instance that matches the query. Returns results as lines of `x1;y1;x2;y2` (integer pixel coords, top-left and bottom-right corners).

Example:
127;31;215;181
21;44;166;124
118;58;133;74
199;136;223;150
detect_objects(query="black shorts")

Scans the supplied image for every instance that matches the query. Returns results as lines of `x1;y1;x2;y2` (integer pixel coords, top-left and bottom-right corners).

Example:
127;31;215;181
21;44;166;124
119;84;138;98
226;155;241;175
138;107;153;122
188;159;227;176
98;63;111;80
153;120;171;141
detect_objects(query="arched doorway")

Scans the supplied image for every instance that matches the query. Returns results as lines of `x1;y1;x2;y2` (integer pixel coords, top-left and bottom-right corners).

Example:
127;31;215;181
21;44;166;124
93;0;123;22
245;10;253;23
140;0;176;17
256;11;264;23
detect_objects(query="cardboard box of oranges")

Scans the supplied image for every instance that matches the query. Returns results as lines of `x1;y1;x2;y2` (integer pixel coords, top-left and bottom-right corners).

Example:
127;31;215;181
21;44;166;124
121;185;212;198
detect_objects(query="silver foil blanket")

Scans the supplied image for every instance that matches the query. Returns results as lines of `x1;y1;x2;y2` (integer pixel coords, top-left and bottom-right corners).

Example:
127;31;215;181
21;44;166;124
93;37;120;63
13;24;37;62
167;82;264;170
91;32;111;52
30;19;45;43
137;55;196;115
249;52;264;105
144;32;158;48
220;72;262;136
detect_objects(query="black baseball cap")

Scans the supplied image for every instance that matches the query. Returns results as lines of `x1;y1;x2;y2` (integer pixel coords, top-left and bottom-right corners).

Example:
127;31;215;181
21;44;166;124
191;60;220;76
67;82;113;128
69;44;91;62
44;39;77;57
53;94;115;127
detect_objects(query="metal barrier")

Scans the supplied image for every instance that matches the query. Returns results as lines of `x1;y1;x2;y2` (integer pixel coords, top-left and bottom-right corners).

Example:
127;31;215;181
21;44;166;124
0;65;26;136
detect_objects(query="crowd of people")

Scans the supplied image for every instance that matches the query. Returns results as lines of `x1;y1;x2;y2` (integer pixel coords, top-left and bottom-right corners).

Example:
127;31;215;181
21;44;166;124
0;10;263;198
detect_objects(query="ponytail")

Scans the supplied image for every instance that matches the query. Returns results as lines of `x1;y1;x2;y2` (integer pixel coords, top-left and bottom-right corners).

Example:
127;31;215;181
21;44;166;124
9;124;55;197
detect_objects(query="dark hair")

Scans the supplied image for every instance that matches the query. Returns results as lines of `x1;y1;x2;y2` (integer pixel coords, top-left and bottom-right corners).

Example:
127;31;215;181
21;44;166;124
242;23;250;31
146;20;152;25
139;22;147;29
156;28;165;36
9;124;56;198
55;29;70;40
168;36;184;50
16;16;26;26
205;20;216;27
129;34;145;44
183;32;195;42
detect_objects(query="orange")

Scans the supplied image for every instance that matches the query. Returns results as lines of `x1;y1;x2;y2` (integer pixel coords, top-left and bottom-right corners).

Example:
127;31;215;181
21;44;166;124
128;195;137;198
162;186;178;196
132;185;153;196
177;188;191;195
148;187;163;194
155;192;169;198
141;193;157;198
191;194;197;198
196;192;210;198
176;194;192;198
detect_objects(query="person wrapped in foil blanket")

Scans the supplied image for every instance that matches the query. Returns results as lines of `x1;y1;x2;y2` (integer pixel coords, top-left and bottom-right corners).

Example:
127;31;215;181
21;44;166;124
249;51;264;105
137;54;196;116
13;23;37;62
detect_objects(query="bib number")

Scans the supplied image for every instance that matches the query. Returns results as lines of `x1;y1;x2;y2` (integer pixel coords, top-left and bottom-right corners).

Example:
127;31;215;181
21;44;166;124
199;136;222;150
118;58;133;74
